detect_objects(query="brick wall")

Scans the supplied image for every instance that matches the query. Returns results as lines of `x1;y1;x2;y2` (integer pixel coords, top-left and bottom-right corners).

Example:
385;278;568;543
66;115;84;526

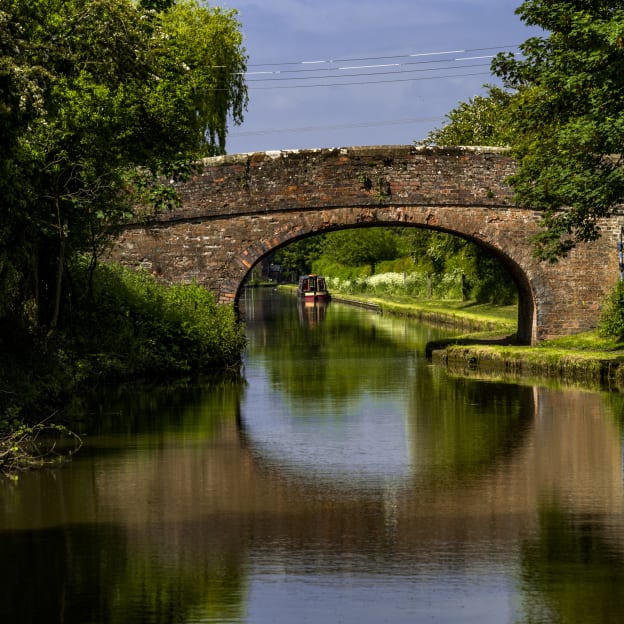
108;145;621;344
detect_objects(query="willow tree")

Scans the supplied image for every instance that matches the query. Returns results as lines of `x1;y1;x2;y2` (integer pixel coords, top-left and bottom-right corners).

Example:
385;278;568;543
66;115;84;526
492;0;624;261
0;0;247;331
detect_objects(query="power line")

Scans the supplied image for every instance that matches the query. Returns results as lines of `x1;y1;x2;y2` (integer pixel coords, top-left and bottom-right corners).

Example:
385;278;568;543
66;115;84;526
230;117;443;137
244;52;503;76
246;57;496;78
225;45;518;143
246;62;492;84
235;44;518;89
244;44;520;69
247;70;492;90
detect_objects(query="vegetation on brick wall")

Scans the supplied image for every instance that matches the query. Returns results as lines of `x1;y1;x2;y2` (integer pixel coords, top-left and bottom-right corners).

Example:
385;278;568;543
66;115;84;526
599;279;624;341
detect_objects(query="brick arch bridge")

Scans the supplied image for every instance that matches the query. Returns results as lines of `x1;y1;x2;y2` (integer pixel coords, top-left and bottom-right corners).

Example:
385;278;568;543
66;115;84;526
109;145;621;344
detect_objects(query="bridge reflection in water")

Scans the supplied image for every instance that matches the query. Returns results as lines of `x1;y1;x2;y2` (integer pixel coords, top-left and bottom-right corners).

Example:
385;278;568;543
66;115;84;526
1;293;623;623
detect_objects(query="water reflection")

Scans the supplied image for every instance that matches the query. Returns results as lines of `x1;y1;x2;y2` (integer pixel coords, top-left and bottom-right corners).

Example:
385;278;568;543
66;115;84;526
297;297;328;328
518;500;624;624
0;290;623;623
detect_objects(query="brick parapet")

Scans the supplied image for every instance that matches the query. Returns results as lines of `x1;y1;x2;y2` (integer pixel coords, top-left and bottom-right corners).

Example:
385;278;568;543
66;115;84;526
138;146;517;224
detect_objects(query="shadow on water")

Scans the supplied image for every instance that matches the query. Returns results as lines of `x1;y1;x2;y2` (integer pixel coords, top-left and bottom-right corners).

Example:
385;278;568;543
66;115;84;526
518;499;624;624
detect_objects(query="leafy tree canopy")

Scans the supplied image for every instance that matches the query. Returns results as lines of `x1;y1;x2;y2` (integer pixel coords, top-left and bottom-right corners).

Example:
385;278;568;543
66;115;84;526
492;0;624;260
0;0;247;330
423;85;515;147
273;236;325;276
321;228;399;274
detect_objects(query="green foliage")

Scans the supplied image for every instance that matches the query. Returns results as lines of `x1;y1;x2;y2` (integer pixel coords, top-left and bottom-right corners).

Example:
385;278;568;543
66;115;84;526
422;85;515;147
599;279;624;340
469;251;518;305
0;260;246;426
326;271;465;300
492;0;624;260
0;0;247;333
158;0;247;156
301;227;517;303
273;236;326;275
321;228;399;274
311;258;372;282
401;229;517;303
0;0;248;429
72;261;246;377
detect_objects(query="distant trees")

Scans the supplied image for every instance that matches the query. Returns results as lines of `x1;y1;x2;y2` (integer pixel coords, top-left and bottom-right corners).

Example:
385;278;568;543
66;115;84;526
272;237;324;277
274;228;517;304
321;229;399;275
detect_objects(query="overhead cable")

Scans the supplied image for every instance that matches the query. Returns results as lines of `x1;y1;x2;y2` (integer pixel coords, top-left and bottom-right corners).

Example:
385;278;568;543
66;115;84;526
245;62;492;83
247;70;492;90
230;117;444;137
243;44;520;69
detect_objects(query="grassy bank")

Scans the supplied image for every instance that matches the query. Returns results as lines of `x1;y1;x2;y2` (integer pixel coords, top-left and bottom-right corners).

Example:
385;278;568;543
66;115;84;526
330;292;517;334
279;285;624;391
431;334;624;392
380;297;624;391
279;284;514;328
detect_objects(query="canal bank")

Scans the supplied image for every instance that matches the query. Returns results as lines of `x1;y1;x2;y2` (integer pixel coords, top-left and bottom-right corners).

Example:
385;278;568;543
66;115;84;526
276;285;624;391
427;340;624;392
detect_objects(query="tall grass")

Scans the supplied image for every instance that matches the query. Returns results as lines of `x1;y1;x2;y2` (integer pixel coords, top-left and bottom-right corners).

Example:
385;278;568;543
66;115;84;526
0;260;246;429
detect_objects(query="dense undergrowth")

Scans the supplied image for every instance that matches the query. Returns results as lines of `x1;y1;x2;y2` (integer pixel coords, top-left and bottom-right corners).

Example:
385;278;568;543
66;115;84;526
0;261;246;432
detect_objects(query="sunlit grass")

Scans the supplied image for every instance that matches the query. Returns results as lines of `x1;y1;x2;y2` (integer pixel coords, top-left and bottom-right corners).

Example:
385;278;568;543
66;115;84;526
537;331;624;352
331;292;517;331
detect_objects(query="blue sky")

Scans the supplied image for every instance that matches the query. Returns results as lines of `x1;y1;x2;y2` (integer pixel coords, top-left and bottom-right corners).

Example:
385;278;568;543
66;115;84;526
222;1;540;154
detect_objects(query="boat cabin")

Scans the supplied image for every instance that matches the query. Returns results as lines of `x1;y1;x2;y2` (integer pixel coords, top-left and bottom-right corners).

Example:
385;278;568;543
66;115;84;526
297;274;329;301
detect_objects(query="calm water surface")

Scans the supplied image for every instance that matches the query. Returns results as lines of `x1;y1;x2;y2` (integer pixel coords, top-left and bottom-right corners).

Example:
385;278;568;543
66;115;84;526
1;289;624;623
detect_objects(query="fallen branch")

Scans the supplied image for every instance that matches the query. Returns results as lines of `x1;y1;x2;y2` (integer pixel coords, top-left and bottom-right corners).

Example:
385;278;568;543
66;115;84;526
0;421;82;476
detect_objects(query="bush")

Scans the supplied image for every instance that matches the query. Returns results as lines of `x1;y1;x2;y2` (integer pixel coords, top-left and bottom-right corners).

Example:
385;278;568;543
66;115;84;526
0;260;247;427
599;280;624;340
71;261;246;378
325;269;465;299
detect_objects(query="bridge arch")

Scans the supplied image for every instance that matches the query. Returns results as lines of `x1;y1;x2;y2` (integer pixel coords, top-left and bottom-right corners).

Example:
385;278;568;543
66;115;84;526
237;220;536;343
108;145;620;344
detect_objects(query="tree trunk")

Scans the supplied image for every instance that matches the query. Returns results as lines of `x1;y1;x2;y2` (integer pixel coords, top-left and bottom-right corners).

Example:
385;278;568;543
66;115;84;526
49;209;68;332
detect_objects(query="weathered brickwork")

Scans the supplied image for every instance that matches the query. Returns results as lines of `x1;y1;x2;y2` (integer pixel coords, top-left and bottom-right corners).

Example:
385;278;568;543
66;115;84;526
108;145;622;344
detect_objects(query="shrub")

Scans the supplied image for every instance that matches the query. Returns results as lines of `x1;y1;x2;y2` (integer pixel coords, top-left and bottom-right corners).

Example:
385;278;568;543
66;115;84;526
326;270;465;299
71;262;246;378
599;280;624;341
1;259;246;428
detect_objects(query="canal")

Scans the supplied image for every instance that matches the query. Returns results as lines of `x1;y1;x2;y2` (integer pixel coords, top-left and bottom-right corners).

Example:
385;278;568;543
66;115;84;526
1;289;624;623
